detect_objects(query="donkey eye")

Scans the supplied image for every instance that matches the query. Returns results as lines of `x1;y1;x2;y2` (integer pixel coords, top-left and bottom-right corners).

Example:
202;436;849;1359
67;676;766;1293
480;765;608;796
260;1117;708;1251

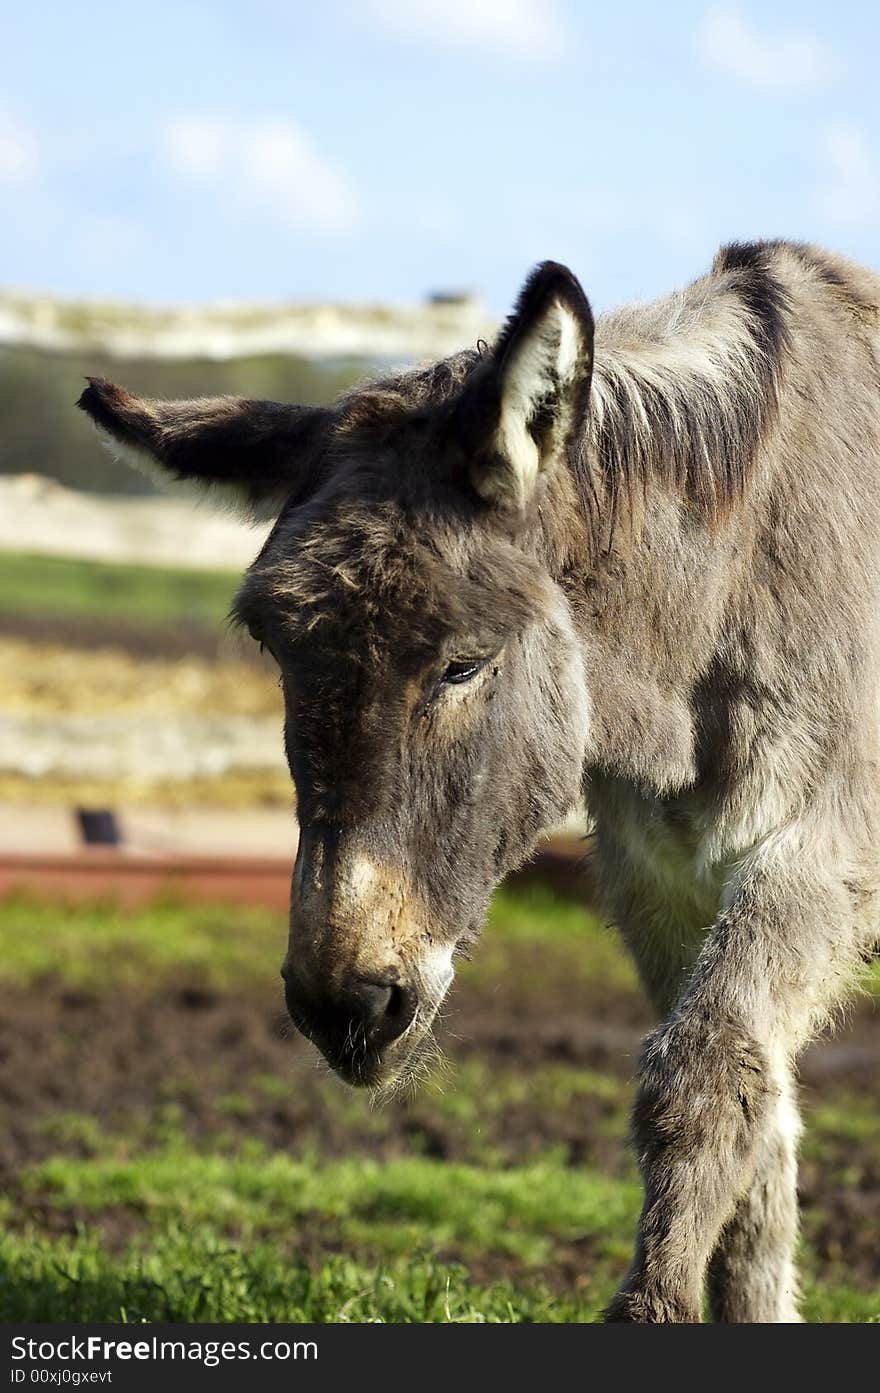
442;658;487;686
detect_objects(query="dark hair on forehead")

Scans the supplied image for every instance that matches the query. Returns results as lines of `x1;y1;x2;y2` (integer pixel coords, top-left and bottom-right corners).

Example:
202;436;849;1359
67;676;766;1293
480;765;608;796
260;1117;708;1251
334;349;483;441
234;495;545;665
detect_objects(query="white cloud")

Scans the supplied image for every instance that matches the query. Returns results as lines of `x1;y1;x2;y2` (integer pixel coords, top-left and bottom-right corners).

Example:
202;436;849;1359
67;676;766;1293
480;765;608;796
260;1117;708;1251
816;122;880;227
0;108;39;183
365;0;570;65
697;7;838;91
162;116;358;235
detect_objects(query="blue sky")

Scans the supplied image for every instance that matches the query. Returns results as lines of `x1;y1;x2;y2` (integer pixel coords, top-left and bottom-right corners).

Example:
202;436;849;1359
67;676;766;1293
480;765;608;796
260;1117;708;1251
0;1;877;316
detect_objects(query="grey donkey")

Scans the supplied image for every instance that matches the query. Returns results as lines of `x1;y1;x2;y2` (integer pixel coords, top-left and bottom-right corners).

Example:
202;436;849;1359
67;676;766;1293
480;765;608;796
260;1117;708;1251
79;239;880;1321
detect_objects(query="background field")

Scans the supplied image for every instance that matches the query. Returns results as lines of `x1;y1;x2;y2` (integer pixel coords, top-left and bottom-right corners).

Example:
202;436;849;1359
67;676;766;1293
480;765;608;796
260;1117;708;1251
0;550;294;809
0;885;877;1323
0;551;236;634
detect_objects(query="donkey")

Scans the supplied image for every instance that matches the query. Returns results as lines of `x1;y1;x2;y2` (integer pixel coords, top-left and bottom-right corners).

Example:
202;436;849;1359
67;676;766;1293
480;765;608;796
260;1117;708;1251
78;239;880;1322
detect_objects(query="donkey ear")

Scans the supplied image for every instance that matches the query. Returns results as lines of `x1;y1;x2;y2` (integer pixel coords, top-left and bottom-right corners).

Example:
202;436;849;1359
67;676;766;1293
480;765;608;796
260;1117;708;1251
469;262;594;512
77;378;331;518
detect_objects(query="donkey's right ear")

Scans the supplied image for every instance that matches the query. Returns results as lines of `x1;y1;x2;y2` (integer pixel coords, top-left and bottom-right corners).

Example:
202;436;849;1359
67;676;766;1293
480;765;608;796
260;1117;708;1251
77;378;332;518
460;262;594;513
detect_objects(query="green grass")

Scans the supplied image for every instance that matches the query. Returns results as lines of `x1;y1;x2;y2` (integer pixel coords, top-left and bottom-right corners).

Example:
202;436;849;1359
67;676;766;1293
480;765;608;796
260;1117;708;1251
4;1146;876;1322
3;1144;637;1322
0;1232;591;1323
478;884;639;993
0;550;238;631
21;1147;638;1268
0;893;284;989
0;885;626;991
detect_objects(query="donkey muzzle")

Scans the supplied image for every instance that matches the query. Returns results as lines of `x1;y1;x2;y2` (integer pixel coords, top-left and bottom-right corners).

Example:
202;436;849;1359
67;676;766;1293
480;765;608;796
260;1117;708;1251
282;963;419;1086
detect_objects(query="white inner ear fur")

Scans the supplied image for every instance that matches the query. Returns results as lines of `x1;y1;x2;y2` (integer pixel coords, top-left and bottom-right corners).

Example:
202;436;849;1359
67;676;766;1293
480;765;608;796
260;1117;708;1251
491;298;583;511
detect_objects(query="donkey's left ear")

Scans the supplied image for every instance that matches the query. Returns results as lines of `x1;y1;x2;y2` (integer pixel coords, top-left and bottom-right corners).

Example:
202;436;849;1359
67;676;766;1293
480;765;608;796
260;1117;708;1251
77;378;332;519
468;262;594;512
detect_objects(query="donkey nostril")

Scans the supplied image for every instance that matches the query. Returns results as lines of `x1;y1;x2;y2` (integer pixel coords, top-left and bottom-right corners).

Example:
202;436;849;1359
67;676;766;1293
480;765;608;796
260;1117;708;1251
349;976;416;1047
385;983;404;1019
379;982;417;1043
353;979;393;1028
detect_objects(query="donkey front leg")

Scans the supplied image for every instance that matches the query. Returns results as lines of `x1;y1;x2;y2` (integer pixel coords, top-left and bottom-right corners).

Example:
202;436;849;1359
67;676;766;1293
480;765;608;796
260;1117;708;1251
606;852;859;1323
706;1062;801;1322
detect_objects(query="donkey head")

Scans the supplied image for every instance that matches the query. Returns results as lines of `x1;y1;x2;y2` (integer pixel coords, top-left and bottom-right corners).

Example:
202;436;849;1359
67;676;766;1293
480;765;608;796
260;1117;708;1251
78;263;594;1090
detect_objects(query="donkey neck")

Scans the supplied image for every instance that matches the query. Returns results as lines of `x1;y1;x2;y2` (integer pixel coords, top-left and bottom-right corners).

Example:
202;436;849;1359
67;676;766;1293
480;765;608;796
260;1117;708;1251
543;251;789;798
